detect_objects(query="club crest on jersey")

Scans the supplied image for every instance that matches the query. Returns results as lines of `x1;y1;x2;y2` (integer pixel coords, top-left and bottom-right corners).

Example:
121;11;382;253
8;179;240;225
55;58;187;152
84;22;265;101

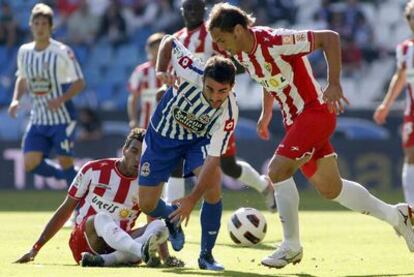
224;119;235;132
172;106;209;134
140;162;151;177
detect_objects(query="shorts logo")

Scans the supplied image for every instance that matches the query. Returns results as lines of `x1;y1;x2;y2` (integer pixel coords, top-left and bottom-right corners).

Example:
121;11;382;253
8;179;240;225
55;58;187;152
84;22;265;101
224;119;235;132
140;162;151;177
291;146;300;151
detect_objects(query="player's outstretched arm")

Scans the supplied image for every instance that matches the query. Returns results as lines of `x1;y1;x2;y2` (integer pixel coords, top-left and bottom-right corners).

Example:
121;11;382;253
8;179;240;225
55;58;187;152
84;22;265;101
156;35;175;86
170;156;221;226
14;196;79;263
373;67;406;125
257;88;274;140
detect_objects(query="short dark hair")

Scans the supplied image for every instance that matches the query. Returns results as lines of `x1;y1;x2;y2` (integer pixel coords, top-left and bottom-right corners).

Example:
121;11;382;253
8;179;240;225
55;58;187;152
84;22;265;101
207;2;255;33
124;128;146;148
203;56;236;85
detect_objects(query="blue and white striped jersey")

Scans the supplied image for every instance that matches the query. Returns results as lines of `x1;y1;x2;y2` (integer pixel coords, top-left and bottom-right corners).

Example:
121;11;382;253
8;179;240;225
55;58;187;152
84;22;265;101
16;39;84;125
150;38;238;157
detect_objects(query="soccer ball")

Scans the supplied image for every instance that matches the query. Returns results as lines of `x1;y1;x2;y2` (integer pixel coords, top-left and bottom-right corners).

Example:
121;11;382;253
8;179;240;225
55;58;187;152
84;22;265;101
227;207;267;246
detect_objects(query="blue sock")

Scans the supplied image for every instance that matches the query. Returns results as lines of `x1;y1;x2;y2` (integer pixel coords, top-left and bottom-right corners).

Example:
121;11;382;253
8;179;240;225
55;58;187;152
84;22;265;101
31;159;65;180
63;166;77;185
200;200;222;256
148;199;177;219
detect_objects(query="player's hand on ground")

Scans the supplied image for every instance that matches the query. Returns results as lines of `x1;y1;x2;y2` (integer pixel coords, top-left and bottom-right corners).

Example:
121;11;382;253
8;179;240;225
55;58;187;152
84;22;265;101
257;116;271;140
8;100;20;118
14;248;38;263
157;72;176;87
170;195;197;226
373;104;389;125
47;97;64;110
323;83;350;114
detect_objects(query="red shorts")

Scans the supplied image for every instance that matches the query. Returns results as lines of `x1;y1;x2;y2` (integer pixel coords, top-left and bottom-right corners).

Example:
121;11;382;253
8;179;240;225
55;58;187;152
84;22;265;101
222;133;237;157
402;116;414;148
69;218;96;264
276;105;336;178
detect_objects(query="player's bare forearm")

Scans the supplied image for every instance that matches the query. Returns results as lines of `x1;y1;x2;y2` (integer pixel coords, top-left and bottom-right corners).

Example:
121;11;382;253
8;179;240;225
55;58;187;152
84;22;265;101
12;77;27;101
127;94;139;127
32;196;78;252
261;88;274;120
381;69;406;108
60;78;85;102
156;35;174;73
313;30;341;85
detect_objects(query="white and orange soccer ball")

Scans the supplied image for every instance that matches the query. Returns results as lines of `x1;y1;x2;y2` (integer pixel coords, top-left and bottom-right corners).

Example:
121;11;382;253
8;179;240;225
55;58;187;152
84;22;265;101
227;207;267;247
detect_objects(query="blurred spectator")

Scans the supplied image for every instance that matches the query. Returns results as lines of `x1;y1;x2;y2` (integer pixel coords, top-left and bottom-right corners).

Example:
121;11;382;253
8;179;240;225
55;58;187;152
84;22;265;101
343;0;364;34
96;1;129;48
264;0;297;25
353;13;378;63
127;0;159;30
87;0;111;17
313;0;333;26
0;1;18;47
152;0;181;33
67;0;100;47
341;38;362;77
57;0;82;18
77;107;102;141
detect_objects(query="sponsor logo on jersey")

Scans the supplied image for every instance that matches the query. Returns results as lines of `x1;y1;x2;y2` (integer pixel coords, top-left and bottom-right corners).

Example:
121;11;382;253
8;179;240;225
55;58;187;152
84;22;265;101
140;162;151;177
224;119;235;132
30;77;52;96
172;106;210;134
282;35;294;45
259;73;289;90
91;195;119;214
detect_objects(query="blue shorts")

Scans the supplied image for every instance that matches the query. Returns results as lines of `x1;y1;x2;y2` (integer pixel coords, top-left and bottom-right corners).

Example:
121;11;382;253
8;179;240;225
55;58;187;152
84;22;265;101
22;122;77;157
139;126;209;186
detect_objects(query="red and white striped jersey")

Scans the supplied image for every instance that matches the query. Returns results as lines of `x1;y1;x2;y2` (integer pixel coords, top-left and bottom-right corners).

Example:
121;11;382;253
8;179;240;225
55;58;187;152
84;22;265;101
68;158;141;232
233;26;324;126
174;22;222;63
128;61;162;128
396;39;414;117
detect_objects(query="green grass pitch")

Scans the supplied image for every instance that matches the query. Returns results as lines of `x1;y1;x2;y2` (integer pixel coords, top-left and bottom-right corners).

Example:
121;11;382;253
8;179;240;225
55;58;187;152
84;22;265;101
0;189;413;277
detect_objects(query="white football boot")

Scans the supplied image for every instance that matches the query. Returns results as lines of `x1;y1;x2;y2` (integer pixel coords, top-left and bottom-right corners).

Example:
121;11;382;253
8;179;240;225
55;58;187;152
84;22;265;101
261;244;303;268
393;203;414;252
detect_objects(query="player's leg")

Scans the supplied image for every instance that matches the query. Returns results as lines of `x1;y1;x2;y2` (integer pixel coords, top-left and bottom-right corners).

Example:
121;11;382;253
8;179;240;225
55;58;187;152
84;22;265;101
80;215;168;267
22;124;65;179
53;122;78;185
402;146;414;206
309;156;414;252
163;161;185;203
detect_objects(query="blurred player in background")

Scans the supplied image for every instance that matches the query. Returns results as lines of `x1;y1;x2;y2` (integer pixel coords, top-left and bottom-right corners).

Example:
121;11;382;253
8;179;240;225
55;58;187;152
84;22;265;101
8;3;84;188
127;32;164;130
138;35;238;271
127;32;184;267
207;2;414;269
15;128;169;267
163;0;276;213
373;0;414;206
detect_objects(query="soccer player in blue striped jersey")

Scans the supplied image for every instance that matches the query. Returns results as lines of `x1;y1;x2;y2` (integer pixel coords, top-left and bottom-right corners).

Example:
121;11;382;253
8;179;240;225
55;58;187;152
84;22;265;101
137;35;238;270
8;3;85;187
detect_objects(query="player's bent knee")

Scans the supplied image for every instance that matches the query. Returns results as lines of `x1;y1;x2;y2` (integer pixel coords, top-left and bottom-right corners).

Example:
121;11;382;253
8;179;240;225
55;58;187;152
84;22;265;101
316;182;341;200
139;198;158;214
24;155;43;172
268;165;295;183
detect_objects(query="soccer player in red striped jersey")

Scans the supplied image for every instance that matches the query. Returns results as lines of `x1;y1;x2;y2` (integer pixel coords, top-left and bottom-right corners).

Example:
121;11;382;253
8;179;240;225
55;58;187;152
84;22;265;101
127;33;164;130
207;2;414;269
15;128;170;267
163;0;277;214
374;0;414;206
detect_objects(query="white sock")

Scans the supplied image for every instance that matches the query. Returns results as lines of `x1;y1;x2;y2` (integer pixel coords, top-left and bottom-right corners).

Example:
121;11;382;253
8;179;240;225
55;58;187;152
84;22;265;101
94;213;142;258
273;177;301;250
333;179;399;226
402;163;414;206
99;219;166;266
237;161;268;193
163;177;185;202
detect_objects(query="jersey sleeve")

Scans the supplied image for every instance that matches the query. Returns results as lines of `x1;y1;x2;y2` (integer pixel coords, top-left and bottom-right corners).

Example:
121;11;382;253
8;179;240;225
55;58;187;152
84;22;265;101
171;38;204;87
57;45;84;83
68;163;92;199
396;44;405;70
128;67;143;95
269;29;314;57
15;47;26;78
207;92;239;157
